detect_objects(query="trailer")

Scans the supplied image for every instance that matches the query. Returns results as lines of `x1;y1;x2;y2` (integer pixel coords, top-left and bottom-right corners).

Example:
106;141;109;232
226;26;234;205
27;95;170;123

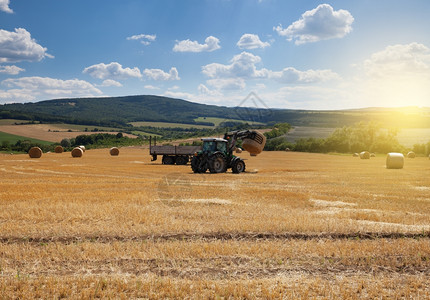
149;136;202;165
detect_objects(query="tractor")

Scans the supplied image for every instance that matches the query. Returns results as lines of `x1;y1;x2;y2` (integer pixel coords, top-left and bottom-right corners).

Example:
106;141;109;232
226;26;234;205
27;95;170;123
191;130;266;174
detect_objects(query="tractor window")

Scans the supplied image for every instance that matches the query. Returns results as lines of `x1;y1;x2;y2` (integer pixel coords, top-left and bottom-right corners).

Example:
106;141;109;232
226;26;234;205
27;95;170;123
216;142;227;152
202;141;215;152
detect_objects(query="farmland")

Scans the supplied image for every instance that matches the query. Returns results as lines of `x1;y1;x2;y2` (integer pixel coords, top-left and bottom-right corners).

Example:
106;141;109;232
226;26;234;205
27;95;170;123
0;149;429;298
0;123;137;143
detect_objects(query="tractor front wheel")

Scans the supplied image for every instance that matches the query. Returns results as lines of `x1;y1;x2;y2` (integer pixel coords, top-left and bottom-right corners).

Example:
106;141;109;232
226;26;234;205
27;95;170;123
232;159;246;174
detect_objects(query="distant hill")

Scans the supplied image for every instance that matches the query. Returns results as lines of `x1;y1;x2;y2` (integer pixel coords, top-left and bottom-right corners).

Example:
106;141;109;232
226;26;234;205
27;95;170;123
1;95;429;128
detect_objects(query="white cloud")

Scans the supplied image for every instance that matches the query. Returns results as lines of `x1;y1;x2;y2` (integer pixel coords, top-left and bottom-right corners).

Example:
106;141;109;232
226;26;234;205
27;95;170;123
274;4;354;45
202;51;268;79
173;36;221;52
163;91;194;100
0;65;25;75
83;62;142;80
269;67;340;83
0;28;53;63
143;67;180;81
101;79;122;87
237;34;270;49
0;0;13;13
144;85;160;90
206;78;246;90
363;43;430;77
0;76;102;103
126;34;156;45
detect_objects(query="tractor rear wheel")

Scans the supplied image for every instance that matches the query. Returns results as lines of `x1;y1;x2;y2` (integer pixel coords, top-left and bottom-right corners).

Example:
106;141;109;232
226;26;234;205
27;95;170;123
191;156;207;173
232;159;246;173
209;153;227;173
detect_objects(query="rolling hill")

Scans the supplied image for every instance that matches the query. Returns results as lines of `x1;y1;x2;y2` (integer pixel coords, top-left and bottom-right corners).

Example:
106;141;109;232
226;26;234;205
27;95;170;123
1;95;430;128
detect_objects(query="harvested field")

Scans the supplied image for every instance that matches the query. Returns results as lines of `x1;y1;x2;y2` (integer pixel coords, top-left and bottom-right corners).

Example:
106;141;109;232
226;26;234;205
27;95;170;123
0;149;429;298
0;124;136;142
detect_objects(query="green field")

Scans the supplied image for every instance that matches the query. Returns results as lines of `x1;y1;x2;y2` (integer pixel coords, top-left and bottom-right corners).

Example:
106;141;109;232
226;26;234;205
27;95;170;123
129;121;213;129
0;131;52;145
285;126;430;147
194;117;264;127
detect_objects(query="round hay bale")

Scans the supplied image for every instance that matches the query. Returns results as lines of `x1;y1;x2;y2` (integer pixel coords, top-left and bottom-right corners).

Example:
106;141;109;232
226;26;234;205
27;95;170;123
407;151;415;158
353;153;359;157
79;145;86;152
110;147;120;156
285;148;291;152
242;131;266;155
359;151;370;159
235;147;243;154
386;152;404;169
54;145;64;153
370;153;376;157
71;147;83;158
28;147;42;158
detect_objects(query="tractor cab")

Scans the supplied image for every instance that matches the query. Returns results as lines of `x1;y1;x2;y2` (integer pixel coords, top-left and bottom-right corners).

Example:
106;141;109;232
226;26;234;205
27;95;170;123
201;138;228;154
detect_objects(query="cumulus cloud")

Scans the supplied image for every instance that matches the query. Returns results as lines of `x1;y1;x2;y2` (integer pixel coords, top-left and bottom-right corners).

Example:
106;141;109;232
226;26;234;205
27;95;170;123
143;67;180;81
202;51;268;79
0;76;102;103
206;78;246;90
0;65;24;75
83;62;142;80
173;36;221;52
101;79;122;87
126;34;156;45
0;0;13;13
237;34;270;49
362;42;430;77
0;28;53;63
274;4;354;45
269;67;340;83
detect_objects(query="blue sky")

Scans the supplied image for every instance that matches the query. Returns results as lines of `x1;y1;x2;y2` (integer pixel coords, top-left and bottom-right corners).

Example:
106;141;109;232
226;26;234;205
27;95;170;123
1;0;430;109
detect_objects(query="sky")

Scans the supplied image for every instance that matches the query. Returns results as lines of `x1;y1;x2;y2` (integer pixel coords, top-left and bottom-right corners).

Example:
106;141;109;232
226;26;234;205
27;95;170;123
1;0;430;110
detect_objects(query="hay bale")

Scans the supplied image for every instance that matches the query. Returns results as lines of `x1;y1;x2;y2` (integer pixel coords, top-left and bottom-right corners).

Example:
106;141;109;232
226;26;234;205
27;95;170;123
79;145;86;152
370;153;376;157
110;147;120;156
71;147;83;158
407;151;416;158
235;147;243;154
54;146;64;153
353;153;359;157
242;131;266;155
285;148;291;151
359;151;370;159
28;147;42;158
386;152;404;169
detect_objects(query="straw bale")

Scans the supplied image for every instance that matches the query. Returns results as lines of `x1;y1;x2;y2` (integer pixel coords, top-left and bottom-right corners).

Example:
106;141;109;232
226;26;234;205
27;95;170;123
110;147;120;156
54;146;64;153
28;147;42;158
407;151;415;158
79;145;86;152
359;151;370;159
242;131;266;155
71;147;83;158
386;152;404;169
353;153;359;157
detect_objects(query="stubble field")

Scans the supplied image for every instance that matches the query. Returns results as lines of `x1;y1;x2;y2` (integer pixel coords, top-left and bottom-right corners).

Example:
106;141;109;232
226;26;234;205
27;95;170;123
0;148;429;298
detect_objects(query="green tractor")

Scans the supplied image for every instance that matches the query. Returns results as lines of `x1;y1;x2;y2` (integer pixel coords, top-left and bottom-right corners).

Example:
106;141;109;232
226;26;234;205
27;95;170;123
191;130;265;174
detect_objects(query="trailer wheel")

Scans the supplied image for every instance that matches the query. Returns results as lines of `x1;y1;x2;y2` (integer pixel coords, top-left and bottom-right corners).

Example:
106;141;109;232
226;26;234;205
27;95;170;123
162;155;175;165
175;156;188;165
